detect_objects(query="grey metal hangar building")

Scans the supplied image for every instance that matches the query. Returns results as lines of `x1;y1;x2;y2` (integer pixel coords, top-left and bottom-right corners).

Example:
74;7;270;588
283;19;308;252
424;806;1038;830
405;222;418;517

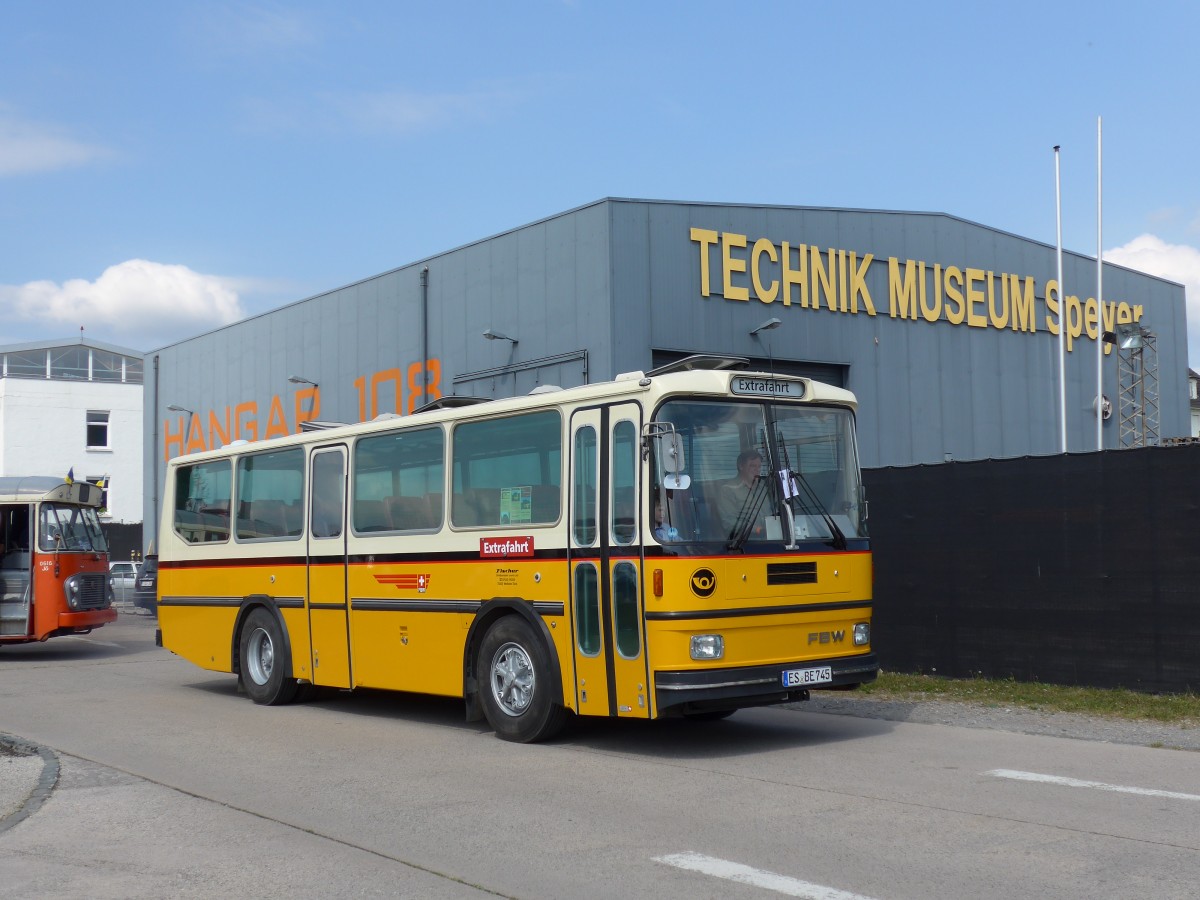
142;197;1188;535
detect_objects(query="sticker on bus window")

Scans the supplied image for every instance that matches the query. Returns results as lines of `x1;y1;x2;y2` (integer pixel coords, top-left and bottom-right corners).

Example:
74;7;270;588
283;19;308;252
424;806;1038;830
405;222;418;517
500;486;532;524
480;537;534;558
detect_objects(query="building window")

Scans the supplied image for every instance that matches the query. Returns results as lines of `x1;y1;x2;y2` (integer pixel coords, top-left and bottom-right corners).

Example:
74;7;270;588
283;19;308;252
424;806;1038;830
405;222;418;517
92;349;124;382
50;346;89;380
86;410;110;449
4;350;47;378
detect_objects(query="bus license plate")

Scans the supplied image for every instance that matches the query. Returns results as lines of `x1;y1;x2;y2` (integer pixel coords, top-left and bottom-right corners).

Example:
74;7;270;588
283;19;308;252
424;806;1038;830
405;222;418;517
782;666;832;688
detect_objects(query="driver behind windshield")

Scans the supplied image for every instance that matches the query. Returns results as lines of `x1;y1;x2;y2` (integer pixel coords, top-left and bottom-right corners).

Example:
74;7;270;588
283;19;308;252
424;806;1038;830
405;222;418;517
717;449;769;540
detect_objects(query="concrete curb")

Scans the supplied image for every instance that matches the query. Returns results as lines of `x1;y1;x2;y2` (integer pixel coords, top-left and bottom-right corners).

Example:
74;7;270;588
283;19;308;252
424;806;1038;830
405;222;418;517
0;734;59;834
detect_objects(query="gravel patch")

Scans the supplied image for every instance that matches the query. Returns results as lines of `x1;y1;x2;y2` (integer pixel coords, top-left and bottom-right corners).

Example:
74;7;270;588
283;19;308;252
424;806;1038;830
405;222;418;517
802;694;1200;751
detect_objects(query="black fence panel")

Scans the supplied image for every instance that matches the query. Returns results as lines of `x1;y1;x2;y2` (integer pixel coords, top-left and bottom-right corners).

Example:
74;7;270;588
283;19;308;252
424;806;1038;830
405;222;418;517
102;523;143;566
863;445;1200;693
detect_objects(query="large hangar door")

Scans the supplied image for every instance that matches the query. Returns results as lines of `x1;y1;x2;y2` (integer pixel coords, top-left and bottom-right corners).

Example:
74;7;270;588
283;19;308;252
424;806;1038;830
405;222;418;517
650;350;847;387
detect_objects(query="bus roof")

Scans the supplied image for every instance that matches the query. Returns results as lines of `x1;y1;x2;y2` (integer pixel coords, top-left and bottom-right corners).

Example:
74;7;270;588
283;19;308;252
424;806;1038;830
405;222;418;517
0;477;104;507
168;365;858;465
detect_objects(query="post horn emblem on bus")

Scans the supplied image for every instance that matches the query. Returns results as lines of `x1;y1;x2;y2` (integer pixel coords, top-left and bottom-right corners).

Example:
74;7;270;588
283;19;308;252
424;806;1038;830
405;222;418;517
691;568;717;598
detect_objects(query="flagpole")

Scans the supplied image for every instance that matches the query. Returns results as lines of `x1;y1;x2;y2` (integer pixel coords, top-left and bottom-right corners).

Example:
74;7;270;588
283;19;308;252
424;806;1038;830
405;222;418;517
1055;145;1067;453
1095;116;1104;450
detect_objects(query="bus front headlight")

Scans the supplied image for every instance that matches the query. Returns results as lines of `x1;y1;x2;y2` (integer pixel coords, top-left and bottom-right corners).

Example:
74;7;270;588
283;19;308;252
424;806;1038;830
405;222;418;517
854;623;870;646
690;634;724;660
64;576;81;611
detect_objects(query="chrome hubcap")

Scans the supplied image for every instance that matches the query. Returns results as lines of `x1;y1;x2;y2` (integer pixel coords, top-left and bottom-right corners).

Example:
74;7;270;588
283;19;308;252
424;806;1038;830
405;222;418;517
246;627;274;686
490;641;534;716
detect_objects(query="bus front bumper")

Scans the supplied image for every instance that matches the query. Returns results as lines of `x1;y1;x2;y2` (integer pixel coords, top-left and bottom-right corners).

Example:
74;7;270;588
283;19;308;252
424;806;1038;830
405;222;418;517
58;608;118;629
654;652;878;715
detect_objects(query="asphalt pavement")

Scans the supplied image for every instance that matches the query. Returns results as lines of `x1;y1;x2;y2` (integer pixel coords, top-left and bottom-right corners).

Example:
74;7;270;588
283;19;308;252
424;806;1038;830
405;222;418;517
3;606;1196;899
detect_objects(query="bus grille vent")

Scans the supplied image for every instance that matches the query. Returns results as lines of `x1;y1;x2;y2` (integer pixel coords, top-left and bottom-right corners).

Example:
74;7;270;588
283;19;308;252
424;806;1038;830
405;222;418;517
76;573;110;610
767;562;817;585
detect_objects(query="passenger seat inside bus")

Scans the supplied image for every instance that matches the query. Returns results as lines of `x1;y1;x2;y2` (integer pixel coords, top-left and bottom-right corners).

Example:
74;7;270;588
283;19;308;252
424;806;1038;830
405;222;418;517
385;495;440;531
240;500;301;538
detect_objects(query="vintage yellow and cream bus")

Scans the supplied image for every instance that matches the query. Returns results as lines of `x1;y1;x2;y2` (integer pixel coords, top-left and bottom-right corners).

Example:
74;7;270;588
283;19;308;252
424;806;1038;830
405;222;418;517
157;357;875;742
0;476;116;644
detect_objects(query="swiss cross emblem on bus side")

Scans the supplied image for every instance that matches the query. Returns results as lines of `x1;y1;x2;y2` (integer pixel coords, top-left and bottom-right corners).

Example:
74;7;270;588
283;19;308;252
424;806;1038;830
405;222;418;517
374;574;431;593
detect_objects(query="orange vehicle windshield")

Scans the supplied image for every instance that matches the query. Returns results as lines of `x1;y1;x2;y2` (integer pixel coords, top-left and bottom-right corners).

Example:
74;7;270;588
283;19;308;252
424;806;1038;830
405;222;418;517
38;503;108;552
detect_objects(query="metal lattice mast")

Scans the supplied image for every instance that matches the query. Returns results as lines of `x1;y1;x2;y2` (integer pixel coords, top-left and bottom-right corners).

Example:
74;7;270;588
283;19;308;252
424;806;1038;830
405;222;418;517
1117;333;1159;447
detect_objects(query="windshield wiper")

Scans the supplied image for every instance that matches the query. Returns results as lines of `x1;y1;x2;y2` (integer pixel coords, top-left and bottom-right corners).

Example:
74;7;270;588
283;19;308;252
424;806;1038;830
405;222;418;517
726;477;770;552
787;470;847;550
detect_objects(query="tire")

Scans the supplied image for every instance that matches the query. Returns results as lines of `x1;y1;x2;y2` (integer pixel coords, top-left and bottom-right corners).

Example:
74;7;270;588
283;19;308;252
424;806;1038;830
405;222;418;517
238;608;299;705
477;616;566;743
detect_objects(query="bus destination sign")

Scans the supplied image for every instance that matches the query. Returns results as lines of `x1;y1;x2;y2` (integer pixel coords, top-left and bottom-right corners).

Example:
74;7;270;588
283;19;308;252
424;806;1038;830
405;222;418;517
729;376;805;399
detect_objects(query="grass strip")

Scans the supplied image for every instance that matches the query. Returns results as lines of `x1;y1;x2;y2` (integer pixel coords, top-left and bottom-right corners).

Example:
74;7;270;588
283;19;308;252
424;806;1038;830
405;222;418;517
860;671;1200;726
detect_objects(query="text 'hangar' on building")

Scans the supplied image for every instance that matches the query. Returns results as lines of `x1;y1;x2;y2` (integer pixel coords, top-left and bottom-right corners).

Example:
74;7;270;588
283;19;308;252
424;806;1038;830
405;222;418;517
143;197;1188;530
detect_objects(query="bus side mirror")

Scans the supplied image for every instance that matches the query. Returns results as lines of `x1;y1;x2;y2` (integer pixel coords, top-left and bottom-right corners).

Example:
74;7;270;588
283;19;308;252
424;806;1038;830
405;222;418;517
642;422;691;490
661;431;690;490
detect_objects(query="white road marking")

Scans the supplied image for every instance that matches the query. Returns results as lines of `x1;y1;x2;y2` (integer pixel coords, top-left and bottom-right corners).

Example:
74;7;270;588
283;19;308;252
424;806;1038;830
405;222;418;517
987;769;1200;802
654;852;879;900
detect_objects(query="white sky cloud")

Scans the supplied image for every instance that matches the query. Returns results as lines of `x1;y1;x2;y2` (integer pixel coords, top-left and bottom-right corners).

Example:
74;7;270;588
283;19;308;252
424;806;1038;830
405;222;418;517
0;109;112;176
240;80;532;137
321;87;515;135
0;260;246;351
1106;234;1200;370
192;3;320;57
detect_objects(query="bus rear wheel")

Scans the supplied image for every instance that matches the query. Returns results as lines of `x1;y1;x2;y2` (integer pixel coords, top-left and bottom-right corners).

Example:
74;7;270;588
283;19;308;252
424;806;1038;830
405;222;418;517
477;616;566;743
239;608;298;706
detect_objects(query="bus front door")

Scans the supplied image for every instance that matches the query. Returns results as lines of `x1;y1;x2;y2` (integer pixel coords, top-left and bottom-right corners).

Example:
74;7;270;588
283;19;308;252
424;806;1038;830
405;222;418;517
568;403;649;720
307;446;352;688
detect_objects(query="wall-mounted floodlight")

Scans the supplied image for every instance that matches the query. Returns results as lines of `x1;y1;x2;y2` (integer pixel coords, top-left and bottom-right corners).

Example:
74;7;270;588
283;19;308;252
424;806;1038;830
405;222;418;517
1115;323;1148;350
288;375;318;387
749;317;782;336
483;329;518;344
166;403;194;415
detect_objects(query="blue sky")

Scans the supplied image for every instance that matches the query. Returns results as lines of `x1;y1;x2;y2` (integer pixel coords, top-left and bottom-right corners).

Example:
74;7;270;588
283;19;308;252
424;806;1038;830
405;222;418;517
2;1;1198;364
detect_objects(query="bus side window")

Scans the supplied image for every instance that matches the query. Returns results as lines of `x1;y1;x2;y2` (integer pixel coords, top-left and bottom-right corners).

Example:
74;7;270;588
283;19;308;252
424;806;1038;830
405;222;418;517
235;448;304;541
174;460;232;544
354;426;446;534
450;410;561;528
611;419;637;545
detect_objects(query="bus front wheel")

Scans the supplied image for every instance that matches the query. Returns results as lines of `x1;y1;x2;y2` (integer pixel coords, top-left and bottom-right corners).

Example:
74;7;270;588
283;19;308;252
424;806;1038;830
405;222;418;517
239;608;298;706
477;616;566;743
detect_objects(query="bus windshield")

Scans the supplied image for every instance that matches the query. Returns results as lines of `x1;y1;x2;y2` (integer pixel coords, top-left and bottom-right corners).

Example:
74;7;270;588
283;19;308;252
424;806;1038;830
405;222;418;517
38;503;109;552
653;399;866;546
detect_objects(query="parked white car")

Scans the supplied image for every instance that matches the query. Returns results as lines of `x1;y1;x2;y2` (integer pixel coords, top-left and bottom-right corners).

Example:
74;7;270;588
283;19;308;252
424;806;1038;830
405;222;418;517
108;561;138;604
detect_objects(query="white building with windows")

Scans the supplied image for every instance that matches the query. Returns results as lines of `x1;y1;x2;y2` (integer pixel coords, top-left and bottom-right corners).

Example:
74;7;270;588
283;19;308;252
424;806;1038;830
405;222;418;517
0;338;144;524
